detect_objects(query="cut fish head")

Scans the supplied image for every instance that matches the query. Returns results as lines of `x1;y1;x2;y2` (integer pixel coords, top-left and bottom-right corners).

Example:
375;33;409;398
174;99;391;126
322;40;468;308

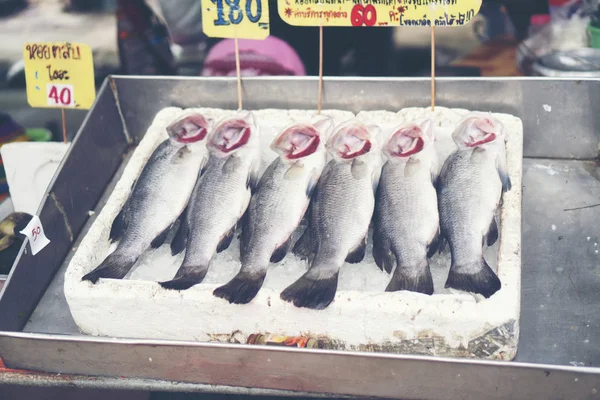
453;113;504;150
271;124;321;160
385;119;434;158
167;113;212;144
326;121;377;160
208;113;257;155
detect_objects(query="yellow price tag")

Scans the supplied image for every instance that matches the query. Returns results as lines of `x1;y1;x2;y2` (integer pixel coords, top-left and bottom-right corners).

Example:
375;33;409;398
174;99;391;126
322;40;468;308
202;0;270;39
23;42;96;110
278;0;481;27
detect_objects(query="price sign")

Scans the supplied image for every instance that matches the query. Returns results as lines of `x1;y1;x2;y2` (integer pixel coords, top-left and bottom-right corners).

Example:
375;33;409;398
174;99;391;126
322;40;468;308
202;0;270;39
23;42;95;109
278;0;481;27
19;215;51;256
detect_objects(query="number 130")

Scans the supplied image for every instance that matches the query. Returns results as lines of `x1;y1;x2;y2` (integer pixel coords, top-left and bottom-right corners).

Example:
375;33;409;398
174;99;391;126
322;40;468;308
211;0;262;25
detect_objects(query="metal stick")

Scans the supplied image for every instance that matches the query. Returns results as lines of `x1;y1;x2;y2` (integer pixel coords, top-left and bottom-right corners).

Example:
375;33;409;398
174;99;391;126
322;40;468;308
234;37;242;111
431;25;435;111
318;25;323;115
61;108;67;143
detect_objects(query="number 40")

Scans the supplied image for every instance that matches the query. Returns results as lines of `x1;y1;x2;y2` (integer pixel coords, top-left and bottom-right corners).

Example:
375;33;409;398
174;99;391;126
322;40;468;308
211;0;262;26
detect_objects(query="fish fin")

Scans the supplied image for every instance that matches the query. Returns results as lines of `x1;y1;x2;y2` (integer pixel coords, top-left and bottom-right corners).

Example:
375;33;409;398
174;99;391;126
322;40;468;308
213;271;266;304
351;159;368;180
373;236;394;273
247;159;261;193
170;207;189;255
160;265;208;290
151;225;171;249
499;170;512;192
270;235;294;263
82;252;137;283
306;168;318;199
171;145;191;164
386;259;434;294
345;236;367;264
496;154;512;192
222;154;241;174
404;158;421;178
292;226;314;262
486;217;499;247
283;162;305;181
239;210;252;258
280;271;339;310
217;225;236;253
109;203;129;243
437;231;447;254
445;259;501;298
427;229;442;258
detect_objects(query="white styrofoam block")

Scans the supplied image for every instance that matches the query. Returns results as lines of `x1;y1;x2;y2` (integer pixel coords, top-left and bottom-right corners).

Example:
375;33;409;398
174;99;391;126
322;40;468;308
64;107;522;359
1;142;70;214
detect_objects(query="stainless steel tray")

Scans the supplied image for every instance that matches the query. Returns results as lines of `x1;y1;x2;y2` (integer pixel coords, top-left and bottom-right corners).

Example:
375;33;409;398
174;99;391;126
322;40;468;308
0;77;599;399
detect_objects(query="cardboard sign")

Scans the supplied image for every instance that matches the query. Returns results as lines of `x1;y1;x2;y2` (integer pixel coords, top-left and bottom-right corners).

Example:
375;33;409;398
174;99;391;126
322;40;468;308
20;215;50;256
278;0;481;27
23;42;96;110
202;0;270;39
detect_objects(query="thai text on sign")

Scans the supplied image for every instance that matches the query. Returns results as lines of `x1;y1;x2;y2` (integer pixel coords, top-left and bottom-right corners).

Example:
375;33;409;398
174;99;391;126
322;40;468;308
277;0;481;27
202;0;270;39
23;42;96;110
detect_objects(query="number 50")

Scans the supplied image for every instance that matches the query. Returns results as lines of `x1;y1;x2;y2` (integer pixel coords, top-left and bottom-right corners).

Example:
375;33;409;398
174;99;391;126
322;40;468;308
211;0;262;26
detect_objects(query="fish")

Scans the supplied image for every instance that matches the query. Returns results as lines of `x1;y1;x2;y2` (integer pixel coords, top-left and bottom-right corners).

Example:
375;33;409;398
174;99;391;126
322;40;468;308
437;113;511;298
160;112;261;290
281;120;382;310
82;113;211;283
373;119;440;294
213;116;333;304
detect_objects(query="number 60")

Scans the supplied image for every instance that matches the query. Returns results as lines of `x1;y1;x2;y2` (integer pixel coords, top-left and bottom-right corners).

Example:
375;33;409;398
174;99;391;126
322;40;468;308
211;0;262;26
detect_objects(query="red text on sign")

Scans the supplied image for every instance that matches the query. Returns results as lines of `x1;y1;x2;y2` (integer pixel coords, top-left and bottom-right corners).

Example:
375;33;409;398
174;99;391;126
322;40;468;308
46;83;73;107
31;226;41;242
350;4;377;27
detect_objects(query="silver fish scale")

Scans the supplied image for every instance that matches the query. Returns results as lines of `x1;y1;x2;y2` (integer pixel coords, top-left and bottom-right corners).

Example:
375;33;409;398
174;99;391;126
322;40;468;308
183;154;252;268
376;160;438;269
308;160;375;278
438;148;502;269
241;158;311;268
121;141;200;256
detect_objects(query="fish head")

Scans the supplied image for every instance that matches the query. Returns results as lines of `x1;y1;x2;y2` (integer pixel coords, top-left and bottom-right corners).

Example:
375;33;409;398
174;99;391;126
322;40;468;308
271;124;321;160
453;114;503;150
167;113;212;144
385;119;434;159
208;113;256;155
326;122;376;160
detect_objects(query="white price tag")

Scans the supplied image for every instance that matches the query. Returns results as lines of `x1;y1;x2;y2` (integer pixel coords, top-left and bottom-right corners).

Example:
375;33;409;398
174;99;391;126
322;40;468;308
46;83;74;107
20;215;50;255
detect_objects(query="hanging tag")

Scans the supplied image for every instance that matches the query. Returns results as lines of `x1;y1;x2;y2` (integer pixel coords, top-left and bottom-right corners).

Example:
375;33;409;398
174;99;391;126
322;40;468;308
202;0;270;39
23;42;96;110
20;215;51;256
278;0;481;27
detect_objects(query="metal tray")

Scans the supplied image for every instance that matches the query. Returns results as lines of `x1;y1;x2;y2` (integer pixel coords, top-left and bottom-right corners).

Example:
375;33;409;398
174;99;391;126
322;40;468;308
0;77;599;399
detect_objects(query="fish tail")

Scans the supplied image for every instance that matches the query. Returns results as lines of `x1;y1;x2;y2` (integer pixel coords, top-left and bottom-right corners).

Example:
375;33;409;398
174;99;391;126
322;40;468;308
213;270;266;304
159;264;208;290
280;270;339;310
81;252;137;283
386;259;434;295
445;258;501;298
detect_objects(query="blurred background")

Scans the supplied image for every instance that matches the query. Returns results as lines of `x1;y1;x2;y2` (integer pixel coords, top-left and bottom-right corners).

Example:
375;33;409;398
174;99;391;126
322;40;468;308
2;0;600;143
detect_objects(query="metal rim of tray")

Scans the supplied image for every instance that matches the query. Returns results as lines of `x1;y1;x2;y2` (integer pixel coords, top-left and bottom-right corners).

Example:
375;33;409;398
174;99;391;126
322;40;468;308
0;76;599;399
